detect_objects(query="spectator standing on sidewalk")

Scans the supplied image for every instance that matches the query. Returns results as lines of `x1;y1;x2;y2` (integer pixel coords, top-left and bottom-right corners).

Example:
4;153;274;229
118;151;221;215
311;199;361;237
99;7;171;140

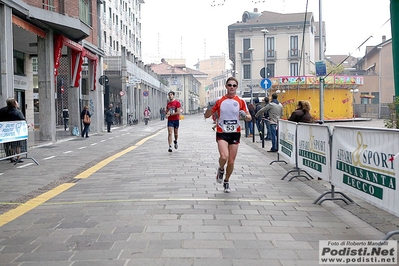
166;91;181;152
255;93;282;152
254;97;264;142
4;98;25;163
288;100;313;123
262;97;272;141
204;77;251;193
105;104;114;133
245;101;255;138
114;104;121;125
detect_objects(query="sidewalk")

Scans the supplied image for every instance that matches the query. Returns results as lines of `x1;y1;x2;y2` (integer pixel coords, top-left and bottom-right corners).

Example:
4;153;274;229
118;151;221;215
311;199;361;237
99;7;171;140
0;115;397;265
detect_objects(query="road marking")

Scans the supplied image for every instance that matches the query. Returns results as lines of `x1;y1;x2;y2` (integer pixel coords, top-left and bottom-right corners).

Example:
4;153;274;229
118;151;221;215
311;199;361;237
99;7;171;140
16;163;34;168
90;143;97;146
0;130;164;227
100;140;105;143
0;183;75;227
64;151;73;154
0;198;299;206
43;156;56;160
78;147;86;150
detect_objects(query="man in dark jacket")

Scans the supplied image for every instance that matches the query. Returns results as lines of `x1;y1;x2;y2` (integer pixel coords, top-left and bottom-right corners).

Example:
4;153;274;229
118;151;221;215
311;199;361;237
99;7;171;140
105;104;114;133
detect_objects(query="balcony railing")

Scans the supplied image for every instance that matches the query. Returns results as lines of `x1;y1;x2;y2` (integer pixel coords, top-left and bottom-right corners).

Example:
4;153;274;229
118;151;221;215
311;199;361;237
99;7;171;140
288;49;300;60
267;50;276;61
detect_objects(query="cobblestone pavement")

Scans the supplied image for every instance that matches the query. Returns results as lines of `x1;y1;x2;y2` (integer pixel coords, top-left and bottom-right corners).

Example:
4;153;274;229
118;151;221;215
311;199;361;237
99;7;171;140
0;116;397;265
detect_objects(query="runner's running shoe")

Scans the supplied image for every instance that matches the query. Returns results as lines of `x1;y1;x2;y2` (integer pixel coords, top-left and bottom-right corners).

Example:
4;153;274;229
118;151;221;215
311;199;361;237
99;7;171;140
223;182;230;193
168;145;172;152
216;168;224;184
174;140;178;149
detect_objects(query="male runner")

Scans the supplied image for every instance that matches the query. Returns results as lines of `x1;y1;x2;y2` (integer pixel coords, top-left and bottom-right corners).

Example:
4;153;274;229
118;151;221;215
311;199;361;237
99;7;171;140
204;77;252;192
166;91;181;152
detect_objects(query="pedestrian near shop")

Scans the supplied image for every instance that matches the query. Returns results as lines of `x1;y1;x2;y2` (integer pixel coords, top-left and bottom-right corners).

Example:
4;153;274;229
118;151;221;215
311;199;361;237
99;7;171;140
4;98;25;163
204;77;251;193
114;104;121;125
105;104;114;133
166;91;181;152
80;105;91;138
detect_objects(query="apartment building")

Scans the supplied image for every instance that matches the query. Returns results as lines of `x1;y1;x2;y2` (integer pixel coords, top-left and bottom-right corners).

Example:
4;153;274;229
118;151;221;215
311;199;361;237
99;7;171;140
100;0;167;122
228;9;317;98
150;59;205;114
353;37;394;118
0;0;104;142
193;55;227;106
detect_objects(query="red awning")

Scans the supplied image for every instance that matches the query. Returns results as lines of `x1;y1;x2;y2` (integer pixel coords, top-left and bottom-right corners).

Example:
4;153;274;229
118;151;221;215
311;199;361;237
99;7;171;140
54;35;98;89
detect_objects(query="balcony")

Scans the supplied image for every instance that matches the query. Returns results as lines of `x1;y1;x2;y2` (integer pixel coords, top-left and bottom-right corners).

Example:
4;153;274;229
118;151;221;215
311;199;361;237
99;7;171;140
267;50;277;61
288;49;300;61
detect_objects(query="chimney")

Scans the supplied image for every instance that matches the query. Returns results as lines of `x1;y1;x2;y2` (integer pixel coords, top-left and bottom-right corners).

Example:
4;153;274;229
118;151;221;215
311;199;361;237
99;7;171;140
254;8;258;12
382;35;386;42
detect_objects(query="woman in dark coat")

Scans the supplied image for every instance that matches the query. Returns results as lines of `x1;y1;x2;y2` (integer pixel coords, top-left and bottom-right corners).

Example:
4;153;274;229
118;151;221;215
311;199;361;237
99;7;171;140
5;99;25;162
105;104;114;133
288;100;312;123
80;105;91;138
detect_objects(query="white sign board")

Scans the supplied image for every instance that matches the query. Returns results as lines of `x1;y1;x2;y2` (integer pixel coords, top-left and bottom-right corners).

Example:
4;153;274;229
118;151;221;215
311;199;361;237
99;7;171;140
278;120;297;164
0;121;28;143
331;126;399;216
297;123;331;180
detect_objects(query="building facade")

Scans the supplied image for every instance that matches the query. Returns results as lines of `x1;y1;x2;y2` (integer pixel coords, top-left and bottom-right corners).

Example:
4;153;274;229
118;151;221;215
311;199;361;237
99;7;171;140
0;0;104;142
353;37;394;118
228;9;317;98
149;59;205;114
100;0;167;123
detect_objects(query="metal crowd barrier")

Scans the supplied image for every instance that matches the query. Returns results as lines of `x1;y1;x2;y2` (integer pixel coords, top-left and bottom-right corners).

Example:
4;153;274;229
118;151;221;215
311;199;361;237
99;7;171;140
0;121;38;165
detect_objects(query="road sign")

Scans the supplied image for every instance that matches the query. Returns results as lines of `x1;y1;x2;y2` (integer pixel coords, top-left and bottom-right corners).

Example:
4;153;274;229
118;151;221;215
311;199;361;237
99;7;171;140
315;61;327;77
260;67;271;78
260;78;272;90
143;90;149;97
119;90;125;96
99;75;109;85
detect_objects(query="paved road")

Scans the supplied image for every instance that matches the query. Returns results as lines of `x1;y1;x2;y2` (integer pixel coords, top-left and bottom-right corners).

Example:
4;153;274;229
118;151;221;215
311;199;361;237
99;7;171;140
0;116;397;265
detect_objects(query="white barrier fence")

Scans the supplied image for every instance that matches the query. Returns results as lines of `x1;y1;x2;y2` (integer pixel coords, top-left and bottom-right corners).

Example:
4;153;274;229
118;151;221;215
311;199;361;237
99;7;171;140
276;120;399;239
331;126;399;216
0;121;38;165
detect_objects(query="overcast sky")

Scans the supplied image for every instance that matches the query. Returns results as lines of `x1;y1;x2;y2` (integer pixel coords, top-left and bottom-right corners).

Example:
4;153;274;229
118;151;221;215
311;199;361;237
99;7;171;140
141;0;391;67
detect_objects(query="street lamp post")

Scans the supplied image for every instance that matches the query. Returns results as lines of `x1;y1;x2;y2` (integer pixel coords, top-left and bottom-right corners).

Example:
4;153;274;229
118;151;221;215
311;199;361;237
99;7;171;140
261;28;269;99
237;51;243;96
248;47;254;104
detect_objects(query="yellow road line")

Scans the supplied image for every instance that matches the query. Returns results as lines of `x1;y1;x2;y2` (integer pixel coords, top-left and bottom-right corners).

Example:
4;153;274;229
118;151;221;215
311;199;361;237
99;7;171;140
0;183;75;227
0;130;164;227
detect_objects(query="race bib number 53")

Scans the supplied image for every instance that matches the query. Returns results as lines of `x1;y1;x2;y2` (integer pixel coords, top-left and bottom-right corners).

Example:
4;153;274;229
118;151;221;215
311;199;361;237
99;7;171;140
222;120;238;132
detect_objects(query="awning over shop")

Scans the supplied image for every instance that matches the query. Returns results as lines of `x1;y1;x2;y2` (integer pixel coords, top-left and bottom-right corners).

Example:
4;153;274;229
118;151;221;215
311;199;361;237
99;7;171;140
12;15;46;38
54;35;98;89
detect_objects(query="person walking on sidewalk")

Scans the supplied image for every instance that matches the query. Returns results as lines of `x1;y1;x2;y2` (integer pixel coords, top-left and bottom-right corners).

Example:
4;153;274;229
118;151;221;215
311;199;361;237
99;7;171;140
204;77;251;193
166;91;181;152
105;104;114;133
143;107;151;125
80;105;91;138
255;93;282;152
